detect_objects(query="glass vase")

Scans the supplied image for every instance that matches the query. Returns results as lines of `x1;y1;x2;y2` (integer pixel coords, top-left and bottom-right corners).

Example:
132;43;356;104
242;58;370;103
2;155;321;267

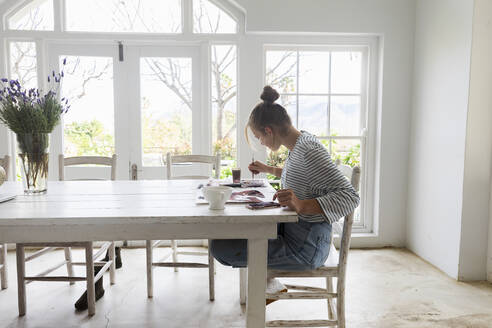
16;133;50;195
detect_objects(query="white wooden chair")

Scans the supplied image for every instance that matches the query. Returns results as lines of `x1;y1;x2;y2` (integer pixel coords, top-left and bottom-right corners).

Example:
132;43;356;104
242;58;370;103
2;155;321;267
266;164;360;327
16;155;117;316
146;152;220;300
0;155;10;290
238;162;361;327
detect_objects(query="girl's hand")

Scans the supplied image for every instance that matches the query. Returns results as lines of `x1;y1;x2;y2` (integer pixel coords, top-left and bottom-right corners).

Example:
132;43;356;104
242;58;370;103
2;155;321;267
248;160;269;174
273;189;303;213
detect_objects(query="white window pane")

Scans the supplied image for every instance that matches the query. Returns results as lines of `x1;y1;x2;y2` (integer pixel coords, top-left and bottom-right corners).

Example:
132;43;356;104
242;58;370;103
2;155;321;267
266;51;297;93
299;51;330;94
9;42;38;90
193;0;237;33
61;56;115;157
211;45;237;176
330;96;360;136
298;96;328;137
278;95;297;128
331;52;362;94
66;0;181;33
8;0;54;31
141;57;192;166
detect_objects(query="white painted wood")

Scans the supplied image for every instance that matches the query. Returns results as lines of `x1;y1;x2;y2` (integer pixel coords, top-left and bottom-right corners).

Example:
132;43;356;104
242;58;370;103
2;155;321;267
266;320;338;327
246;238;268;328
0;180;296;322
14;152;118;316
239;267;247;305
177;251;208;256
150;161;263;303
265;291;337;300
283;284;328;293
92;241;111;261
171;239;178;272
326;277;336;320
25;260;68;284
0;243;7;289
24;247;56;262
208;240;215;301
59;155;117;181
265;166;360;327
94;261;112;284
16;244;26;316
146;240;153;298
109;241;115;285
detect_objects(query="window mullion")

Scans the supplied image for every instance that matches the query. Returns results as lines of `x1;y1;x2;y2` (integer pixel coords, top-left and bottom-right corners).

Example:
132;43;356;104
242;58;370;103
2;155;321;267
183;0;192;35
53;0;64;32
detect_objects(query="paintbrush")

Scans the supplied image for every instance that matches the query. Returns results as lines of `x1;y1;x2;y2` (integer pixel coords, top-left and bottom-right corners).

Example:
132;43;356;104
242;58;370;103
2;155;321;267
252;155;255;180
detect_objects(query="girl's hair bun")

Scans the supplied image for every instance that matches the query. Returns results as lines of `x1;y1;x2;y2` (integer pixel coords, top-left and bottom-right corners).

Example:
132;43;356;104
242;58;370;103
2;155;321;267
260;85;279;104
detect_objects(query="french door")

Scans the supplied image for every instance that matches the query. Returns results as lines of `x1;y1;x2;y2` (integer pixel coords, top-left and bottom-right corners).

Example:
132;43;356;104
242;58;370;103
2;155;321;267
126;45;207;180
47;43;208;180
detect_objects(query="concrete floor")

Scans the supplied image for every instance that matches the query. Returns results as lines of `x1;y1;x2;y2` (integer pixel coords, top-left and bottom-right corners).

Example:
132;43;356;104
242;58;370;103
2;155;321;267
0;247;492;327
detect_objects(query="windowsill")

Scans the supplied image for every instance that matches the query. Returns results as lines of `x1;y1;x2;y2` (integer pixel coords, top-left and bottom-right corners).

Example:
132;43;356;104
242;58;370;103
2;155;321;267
351;232;378;238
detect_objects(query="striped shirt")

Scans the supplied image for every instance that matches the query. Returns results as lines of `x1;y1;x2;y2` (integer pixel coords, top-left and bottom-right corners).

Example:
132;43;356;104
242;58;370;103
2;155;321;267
280;131;360;224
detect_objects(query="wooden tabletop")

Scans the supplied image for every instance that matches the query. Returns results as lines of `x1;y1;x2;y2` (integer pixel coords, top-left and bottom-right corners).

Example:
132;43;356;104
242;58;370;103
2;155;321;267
0;180;298;225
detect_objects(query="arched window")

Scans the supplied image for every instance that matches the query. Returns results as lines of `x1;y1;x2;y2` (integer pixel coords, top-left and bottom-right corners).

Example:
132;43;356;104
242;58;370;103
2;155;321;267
6;0;239;34
193;0;237;33
7;0;53;31
65;0;182;33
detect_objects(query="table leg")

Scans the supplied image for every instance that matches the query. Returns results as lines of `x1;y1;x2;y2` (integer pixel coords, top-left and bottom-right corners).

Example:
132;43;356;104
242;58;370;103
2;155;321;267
239;268;247;305
146;240;153;298
246;238;268;328
16;244;26;316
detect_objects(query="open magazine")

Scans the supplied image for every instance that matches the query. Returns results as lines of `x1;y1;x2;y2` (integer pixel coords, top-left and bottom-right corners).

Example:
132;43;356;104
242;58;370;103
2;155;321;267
196;188;266;204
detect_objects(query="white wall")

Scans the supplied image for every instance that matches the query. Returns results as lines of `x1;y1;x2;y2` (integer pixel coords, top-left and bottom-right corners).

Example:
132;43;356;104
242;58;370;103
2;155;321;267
236;0;416;247
407;0;474;279
459;0;492;281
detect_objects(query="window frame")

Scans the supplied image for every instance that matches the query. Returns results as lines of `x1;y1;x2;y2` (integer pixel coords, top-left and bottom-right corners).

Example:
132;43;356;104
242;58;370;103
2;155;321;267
263;43;377;233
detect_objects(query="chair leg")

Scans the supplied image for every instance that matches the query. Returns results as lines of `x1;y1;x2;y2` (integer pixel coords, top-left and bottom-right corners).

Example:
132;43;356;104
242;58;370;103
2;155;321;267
337;282;345;328
1;243;7;290
208;240;215;301
85;242;96;316
171;240;178;272
109;242;116;285
239;267;247;305
326;277;336;320
146;240;153;298
16;244;26;316
64;247;75;286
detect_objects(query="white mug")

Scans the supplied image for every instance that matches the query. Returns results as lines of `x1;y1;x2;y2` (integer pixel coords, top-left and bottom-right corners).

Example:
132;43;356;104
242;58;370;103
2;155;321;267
202;186;233;210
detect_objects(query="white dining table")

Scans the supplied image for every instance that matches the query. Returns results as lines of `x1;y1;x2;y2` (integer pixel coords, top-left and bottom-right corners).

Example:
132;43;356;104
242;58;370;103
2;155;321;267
0;180;298;328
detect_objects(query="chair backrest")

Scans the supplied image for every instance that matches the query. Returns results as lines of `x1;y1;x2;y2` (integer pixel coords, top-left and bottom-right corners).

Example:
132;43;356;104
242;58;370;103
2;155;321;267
58;155;117;181
335;162;360;316
166;153;221;180
0;155;10;176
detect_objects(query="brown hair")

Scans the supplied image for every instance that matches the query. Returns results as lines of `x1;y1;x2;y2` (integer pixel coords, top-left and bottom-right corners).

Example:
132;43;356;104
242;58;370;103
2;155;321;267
245;86;292;142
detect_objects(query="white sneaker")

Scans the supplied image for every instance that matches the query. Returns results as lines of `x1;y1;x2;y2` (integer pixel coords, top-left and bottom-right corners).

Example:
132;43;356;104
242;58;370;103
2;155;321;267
266;278;287;305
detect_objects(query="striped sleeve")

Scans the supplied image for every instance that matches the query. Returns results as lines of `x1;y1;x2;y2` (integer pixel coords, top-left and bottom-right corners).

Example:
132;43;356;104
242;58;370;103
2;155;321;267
304;148;360;224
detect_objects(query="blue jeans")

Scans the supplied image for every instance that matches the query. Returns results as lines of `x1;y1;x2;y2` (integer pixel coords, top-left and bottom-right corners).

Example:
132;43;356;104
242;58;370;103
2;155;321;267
210;219;332;271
